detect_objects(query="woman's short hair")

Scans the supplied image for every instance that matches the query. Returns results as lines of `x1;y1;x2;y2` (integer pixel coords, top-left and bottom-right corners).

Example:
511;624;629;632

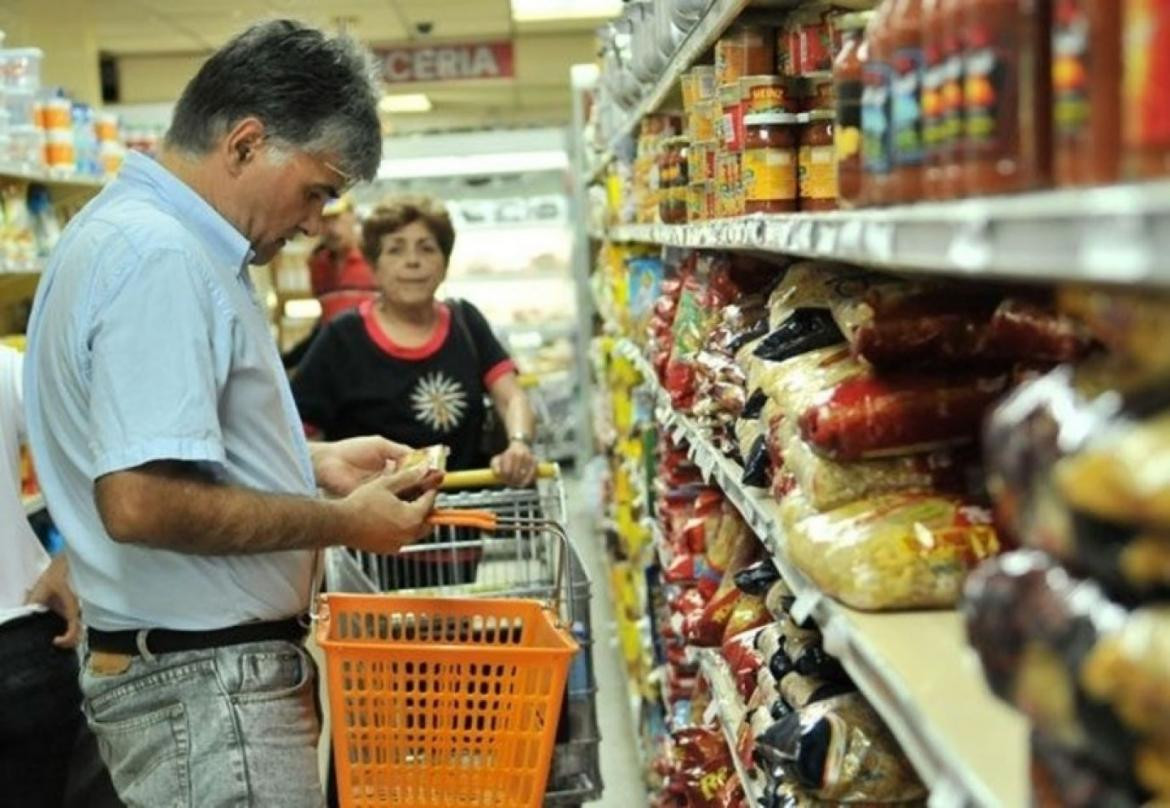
362;195;456;265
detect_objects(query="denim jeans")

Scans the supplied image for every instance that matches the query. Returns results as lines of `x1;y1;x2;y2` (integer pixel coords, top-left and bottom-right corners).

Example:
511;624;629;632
80;638;325;808
0;611;121;808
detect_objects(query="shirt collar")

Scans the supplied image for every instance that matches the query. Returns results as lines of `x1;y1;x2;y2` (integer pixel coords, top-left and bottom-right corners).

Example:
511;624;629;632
118;151;254;272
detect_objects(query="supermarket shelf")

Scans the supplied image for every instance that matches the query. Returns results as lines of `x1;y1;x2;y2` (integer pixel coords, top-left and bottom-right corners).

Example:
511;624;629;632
0;164;105;191
0;260;44;275
615;337;1029;808
23;494;45;515
697;649;767;805
606;179;1170;287
588;0;756;184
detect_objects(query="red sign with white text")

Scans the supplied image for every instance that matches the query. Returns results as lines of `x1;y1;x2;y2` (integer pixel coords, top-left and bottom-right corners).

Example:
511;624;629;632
377;41;514;83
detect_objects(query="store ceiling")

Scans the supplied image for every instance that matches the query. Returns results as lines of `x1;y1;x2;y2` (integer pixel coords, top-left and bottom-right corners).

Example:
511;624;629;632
86;0;607;133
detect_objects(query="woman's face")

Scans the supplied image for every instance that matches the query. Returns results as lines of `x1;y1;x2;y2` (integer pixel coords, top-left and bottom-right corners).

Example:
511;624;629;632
375;219;448;308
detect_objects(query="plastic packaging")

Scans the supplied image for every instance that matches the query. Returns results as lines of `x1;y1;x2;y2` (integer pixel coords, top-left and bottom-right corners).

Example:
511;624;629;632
753;693;928;802
780;419;967;510
788;491;1000;609
798;370;1010;460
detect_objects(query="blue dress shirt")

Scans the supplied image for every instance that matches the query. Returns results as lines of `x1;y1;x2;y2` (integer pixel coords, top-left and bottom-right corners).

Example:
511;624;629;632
25;151;318;631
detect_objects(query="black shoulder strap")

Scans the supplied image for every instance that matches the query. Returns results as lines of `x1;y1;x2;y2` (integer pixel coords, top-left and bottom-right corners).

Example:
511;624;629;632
448;298;482;373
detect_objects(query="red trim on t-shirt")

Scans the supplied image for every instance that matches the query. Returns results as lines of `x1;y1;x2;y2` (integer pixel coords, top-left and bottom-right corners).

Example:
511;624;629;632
484;358;517;387
360;299;451;361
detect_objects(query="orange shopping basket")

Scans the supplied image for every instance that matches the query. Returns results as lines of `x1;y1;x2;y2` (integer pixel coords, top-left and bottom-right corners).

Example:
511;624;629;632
316;494;579;808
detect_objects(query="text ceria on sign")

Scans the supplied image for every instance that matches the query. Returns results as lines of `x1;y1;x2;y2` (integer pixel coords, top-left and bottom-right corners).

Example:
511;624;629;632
377;41;515;83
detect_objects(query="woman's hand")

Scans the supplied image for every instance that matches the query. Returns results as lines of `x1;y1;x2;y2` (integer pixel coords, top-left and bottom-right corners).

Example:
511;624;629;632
25;555;81;649
491;440;537;487
310;436;415;497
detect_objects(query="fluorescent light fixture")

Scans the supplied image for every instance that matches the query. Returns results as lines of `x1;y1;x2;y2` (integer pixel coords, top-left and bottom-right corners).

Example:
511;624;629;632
378;93;433;114
511;0;621;22
376;150;570;180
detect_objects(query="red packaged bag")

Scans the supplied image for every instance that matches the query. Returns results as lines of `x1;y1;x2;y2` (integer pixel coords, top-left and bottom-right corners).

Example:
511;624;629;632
798;372;1010;460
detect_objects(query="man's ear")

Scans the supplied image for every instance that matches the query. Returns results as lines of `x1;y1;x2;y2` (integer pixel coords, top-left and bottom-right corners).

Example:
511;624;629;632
223;117;266;177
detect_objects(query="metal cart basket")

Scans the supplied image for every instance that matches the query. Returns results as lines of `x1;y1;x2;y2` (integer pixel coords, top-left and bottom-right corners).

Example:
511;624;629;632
323;465;603;806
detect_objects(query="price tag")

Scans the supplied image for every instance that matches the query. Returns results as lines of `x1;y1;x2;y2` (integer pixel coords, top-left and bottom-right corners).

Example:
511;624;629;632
791;589;822;625
1079;215;1153;283
862;221;895;262
820;615;849;657
946;216;993;272
697;449;717;479
792;219;815;253
703;696;721;726
838;219;863;255
927;779;966;808
769;219;794;251
815;222;839;255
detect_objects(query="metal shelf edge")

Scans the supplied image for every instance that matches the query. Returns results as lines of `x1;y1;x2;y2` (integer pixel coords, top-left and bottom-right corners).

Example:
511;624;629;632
696;648;766;805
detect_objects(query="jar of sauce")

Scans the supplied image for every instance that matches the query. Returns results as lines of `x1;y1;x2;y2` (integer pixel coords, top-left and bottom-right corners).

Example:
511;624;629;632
959;0;1053;197
1122;0;1170;180
888;0;926;204
716;23;777;86
740;75;794;115
743;112;799;213
834;11;872;207
861;2;894;206
800;110;838;210
720;82;746;152
1052;0;1121;187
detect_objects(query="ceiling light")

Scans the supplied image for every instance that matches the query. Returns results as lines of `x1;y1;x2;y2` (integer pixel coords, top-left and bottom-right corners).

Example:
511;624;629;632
378;93;433;114
511;0;621;22
376;151;570;180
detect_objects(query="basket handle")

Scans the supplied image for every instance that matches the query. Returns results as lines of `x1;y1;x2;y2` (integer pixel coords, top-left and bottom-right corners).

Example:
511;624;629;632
425;509;498;530
440;462;558;491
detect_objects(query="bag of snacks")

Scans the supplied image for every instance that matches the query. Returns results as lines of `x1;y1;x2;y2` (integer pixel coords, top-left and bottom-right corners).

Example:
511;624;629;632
766;261;888;330
754;693;927;802
789;492;1000;610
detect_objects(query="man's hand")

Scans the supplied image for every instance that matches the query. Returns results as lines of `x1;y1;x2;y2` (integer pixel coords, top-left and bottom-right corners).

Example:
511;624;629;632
491;441;538;488
25;555;81;649
337;464;442;554
310;437;415;497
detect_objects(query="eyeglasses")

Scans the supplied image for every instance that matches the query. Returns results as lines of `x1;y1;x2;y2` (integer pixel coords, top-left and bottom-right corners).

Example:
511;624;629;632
321;158;357;195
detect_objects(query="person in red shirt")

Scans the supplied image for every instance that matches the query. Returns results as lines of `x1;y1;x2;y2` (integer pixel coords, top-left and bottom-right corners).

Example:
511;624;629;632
283;195;378;369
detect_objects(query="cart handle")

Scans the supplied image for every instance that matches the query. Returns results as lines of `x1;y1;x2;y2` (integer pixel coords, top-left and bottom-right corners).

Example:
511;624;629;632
440;462;558;491
425;509;498;530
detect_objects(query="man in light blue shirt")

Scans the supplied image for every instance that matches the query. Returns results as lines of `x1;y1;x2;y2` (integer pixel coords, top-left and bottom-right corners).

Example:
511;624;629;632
25;20;440;807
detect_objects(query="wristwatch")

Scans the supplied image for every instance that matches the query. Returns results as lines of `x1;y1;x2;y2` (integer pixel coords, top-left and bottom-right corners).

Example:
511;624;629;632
509;433;533;447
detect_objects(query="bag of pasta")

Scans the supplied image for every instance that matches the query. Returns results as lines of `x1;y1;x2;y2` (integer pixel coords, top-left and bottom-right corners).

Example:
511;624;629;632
788;492;1000;610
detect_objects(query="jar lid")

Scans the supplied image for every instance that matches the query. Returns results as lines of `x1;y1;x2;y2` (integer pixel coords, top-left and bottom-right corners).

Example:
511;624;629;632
690;64;715;76
834;11;876;31
661;135;691;147
738;74;785;87
718;83;741;103
744;112;800;126
803;109;836;122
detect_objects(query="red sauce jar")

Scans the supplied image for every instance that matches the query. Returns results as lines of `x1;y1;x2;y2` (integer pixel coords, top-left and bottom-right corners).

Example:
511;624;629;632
743;112;799;213
1122;0;1170;180
888;0;926;204
1053;0;1122;186
959;0;1053;197
834;12;872;207
861;1;895;206
800;110;839;210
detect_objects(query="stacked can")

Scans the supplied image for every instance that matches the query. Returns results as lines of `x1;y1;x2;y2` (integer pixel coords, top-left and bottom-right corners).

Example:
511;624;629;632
96;112;124;176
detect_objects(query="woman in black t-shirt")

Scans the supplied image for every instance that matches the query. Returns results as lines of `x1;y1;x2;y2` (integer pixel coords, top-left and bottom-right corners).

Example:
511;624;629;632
291;195;537;583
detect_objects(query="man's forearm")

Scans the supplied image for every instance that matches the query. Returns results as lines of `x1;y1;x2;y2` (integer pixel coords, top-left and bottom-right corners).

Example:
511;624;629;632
95;463;344;555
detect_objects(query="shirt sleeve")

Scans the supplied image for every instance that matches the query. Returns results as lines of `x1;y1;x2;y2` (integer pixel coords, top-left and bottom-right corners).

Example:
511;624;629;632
290;324;342;436
462;301;516;386
0;346;24;442
86;251;229;477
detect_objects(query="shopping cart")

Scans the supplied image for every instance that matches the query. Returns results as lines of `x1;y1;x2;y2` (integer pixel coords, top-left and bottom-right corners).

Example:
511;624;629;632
319;464;603;807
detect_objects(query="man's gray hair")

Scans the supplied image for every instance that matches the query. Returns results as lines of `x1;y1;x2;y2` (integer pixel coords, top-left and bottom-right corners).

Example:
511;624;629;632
165;19;382;181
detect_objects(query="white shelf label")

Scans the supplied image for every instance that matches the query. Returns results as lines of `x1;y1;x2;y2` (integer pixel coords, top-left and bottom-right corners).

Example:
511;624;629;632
863;221;895;262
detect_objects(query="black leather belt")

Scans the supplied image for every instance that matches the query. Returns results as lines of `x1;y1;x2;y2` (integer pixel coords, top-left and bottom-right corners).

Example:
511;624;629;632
87;616;307;657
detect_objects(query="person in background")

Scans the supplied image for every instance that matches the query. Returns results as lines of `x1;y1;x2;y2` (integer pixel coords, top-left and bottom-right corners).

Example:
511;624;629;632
0;346;120;808
282;195;378;369
292;195;538;582
23;21;441;808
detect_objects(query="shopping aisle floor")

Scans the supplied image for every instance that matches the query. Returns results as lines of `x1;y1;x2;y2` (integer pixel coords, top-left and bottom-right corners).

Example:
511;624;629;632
563;469;649;806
